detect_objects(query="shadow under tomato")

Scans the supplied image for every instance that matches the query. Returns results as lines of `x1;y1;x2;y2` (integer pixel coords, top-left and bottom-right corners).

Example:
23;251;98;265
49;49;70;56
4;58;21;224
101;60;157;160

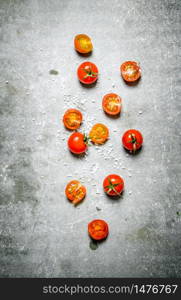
122;76;141;87
104;190;124;202
89;236;108;250
123;145;143;156
79;80;98;89
103;111;121;119
69;150;87;159
75;50;92;58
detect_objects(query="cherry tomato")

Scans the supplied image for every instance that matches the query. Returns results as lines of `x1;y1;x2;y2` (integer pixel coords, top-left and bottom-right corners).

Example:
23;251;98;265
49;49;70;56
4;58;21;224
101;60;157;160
122;129;143;152
89;123;109;145
88;219;109;241
103;174;124;196
120;61;141;82
102;93;122;116
68;132;88;154
74;34;93;54
65;180;86;205
63;109;82;130
77;61;98;85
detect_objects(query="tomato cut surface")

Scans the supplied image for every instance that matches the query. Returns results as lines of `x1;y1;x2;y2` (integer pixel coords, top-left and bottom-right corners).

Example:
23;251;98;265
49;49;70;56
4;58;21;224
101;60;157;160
65;180;86;205
89;123;109;144
77;61;98;85
122;129;143;152
68;132;88;154
102;93;122;115
63;109;82;130
103;174;124;196
74;34;93;54
121;61;141;82
88;219;109;240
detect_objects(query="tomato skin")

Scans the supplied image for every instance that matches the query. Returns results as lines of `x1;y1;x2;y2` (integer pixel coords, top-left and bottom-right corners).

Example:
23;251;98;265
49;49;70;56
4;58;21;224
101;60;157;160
63;109;82;130
68;132;87;154
103;174;124;196
89;123;109;144
102;93;122;116
88;219;109;241
74;34;93;54
77;61;98;85
120;61;141;82
65;180;86;204
122;129;143;152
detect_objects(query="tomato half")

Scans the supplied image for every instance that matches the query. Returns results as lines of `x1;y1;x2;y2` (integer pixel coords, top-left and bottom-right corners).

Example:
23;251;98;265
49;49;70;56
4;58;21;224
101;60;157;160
89;123;109;145
77;61;98;85
102;93;122;116
88;219;109;241
65;180;86;205
63;109;83;130
122;129;143;152
103;174;124;196
68;132;88;154
120;61;141;82
74;34;93;54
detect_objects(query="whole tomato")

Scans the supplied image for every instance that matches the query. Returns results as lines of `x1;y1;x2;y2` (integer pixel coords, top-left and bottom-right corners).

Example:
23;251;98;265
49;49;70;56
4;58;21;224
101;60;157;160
103;174;124;196
77;61;98;85
122;129;143;152
68;132;88;154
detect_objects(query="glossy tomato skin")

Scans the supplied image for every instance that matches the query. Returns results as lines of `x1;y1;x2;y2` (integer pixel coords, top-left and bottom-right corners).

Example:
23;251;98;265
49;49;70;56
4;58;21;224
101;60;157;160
122;129;143;152
120;61;141;82
103;174;124;196
74;34;93;54
63;108;82;130
89;123;109;144
65;180;86;205
77;61;98;85
68;132;87;154
88;219;109;241
102;93;122;116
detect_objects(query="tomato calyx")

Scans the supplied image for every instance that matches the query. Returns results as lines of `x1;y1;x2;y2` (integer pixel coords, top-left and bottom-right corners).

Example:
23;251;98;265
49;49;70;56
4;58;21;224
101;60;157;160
83;133;91;145
104;178;122;196
128;133;140;152
82;66;98;79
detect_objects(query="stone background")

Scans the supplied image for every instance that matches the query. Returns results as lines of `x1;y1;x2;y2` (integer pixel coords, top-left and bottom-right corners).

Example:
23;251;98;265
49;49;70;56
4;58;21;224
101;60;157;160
0;0;180;277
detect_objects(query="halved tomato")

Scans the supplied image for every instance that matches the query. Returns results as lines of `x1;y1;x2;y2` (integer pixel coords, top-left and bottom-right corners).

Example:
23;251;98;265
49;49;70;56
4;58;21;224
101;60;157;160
74;34;93;54
103;174;124;196
77;61;98;85
89;123;109;144
122;129;143;152
102;93;122;116
63;109;82;130
65;180;86;205
88;219;109;240
120;61;141;82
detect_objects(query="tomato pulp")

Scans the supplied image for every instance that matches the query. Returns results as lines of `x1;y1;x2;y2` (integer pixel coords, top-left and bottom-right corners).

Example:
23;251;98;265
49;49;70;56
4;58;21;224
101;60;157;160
88;219;109;240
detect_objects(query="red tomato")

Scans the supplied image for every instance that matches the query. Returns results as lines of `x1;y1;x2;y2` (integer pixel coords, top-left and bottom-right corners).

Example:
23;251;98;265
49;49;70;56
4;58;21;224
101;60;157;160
88;219;109;241
122;129;143;152
120;61;141;82
77;61;98;85
63;109;82;130
103;174;124;196
102;93;122;116
68;132;88;154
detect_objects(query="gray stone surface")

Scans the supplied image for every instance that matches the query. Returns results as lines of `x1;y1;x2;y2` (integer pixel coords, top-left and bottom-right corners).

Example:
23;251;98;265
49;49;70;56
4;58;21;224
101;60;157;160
0;0;181;277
